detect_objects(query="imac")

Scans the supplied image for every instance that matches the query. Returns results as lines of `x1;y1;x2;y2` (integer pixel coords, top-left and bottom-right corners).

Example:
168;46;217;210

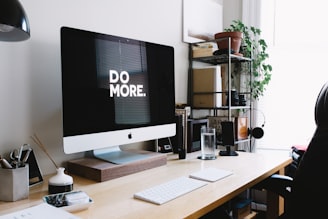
60;27;176;164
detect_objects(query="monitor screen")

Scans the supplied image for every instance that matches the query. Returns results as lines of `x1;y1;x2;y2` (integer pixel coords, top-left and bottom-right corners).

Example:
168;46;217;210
60;27;176;163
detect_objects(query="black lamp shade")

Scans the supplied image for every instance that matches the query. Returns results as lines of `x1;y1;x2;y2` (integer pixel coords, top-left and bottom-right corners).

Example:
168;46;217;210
0;0;30;41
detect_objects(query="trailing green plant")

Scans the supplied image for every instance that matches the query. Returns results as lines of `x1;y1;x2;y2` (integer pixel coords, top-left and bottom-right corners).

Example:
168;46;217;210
225;20;272;100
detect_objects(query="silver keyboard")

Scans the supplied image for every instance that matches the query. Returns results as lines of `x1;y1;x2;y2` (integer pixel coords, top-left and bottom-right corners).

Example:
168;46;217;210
134;176;207;205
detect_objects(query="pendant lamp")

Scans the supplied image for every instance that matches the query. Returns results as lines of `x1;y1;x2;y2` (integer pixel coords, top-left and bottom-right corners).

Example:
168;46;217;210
0;0;30;41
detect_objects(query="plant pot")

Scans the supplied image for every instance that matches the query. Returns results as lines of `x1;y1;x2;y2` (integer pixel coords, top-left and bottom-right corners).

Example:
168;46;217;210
214;31;243;54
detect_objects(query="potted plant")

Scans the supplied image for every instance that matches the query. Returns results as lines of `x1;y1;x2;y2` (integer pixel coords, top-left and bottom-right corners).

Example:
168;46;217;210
223;20;272;100
214;31;243;55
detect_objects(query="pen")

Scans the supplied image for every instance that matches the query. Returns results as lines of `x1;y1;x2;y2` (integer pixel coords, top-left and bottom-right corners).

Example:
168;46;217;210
17;145;24;162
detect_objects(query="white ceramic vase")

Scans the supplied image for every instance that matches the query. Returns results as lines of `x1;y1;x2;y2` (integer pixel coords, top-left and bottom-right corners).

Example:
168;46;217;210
48;167;73;194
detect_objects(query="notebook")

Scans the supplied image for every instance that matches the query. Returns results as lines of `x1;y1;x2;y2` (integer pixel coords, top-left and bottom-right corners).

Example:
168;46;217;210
0;203;80;219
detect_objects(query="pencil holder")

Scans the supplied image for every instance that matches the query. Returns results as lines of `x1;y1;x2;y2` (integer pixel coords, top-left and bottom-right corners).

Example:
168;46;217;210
0;165;29;201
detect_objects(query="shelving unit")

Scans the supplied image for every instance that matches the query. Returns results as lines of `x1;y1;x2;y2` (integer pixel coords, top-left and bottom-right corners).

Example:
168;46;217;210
188;37;254;151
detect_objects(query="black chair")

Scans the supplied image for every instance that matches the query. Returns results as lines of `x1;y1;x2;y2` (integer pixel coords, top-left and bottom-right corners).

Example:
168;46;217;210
258;82;328;219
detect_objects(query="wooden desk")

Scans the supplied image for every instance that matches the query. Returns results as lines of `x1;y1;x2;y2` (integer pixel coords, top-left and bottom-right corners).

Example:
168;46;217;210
0;151;291;219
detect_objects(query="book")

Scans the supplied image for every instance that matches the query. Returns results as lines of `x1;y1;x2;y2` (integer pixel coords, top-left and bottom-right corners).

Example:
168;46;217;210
221;65;227;106
235;117;248;140
192;43;215;58
192;47;214;58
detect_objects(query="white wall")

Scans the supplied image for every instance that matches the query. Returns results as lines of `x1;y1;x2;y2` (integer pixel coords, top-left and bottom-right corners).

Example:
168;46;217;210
0;0;190;175
0;0;242;175
222;0;242;28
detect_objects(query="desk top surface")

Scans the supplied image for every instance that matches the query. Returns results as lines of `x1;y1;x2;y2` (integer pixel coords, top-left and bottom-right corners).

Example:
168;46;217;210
0;151;291;219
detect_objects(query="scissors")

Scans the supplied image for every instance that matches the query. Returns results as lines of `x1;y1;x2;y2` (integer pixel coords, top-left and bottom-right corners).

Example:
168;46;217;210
10;145;24;162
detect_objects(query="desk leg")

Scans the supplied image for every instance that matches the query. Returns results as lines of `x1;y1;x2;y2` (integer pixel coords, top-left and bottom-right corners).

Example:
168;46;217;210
266;168;285;219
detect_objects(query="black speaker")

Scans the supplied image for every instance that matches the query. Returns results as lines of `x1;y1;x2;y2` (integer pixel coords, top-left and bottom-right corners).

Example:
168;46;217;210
221;121;235;146
247;108;265;139
171;114;184;153
220;121;238;156
249;127;264;139
158;114;183;153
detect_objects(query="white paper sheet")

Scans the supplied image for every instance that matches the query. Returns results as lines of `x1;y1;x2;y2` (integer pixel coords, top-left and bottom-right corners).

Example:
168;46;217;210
0;203;80;219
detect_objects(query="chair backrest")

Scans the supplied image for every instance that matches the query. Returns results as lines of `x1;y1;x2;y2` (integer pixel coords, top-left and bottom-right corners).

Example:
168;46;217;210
315;82;328;128
288;82;328;218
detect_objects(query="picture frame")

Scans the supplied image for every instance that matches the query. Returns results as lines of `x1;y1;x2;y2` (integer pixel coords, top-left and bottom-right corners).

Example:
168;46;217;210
183;0;223;43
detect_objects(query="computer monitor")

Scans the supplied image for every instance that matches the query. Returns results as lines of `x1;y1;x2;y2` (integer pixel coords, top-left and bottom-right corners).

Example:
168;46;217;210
60;27;176;164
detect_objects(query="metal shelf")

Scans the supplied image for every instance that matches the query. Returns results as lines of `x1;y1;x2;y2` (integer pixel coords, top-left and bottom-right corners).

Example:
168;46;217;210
192;53;251;65
188;37;254;152
192;105;251;110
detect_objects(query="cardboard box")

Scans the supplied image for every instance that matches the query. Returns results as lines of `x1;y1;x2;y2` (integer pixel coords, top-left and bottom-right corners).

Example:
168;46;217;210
193;67;222;108
192;47;214;58
192;43;216;58
233;199;252;219
244;211;258;219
